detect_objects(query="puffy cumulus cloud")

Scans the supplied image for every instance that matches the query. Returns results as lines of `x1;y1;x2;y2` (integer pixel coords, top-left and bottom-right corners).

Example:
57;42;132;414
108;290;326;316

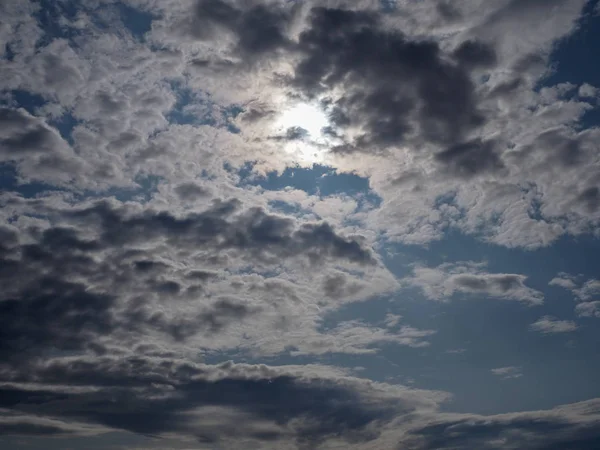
579;83;599;99
575;301;600;318
0;194;408;362
1;0;599;250
530;316;578;334
2;1;600;448
404;262;544;305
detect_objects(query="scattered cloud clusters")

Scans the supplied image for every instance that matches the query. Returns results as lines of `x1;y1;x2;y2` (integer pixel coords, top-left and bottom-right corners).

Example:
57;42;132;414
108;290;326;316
1;0;600;448
550;273;600;319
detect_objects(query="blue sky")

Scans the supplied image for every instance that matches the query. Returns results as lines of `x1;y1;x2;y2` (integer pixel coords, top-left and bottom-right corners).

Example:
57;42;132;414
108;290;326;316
2;1;600;449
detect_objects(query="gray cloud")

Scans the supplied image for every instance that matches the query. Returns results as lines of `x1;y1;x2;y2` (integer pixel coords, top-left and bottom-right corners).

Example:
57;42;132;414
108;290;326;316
291;7;488;155
68;199;375;265
2;356;600;449
406;262;544;305
0;357;433;446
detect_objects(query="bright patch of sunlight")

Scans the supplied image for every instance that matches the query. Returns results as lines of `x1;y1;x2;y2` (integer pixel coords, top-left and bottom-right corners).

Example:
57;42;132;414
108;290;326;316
273;102;332;164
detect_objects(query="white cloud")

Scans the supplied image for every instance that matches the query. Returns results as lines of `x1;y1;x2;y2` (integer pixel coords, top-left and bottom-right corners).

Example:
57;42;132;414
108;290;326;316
530;316;578;334
579;83;599;99
576;301;600;318
491;366;523;380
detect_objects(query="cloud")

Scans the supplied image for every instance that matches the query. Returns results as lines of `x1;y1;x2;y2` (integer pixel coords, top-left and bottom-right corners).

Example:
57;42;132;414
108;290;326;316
291;6;488;155
405;262;544;305
0;193;405;360
550;274;600;301
405;398;600;450
530;316;578;334
0;356;445;447
491;366;523;380
578;83;599;99
0;107;87;185
2;356;600;449
550;274;600;320
1;1;600;448
575;301;600;318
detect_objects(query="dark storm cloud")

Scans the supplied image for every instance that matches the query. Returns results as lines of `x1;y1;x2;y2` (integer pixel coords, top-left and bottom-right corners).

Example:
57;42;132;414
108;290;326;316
0;357;405;445
70;199;375;265
291;7;489;150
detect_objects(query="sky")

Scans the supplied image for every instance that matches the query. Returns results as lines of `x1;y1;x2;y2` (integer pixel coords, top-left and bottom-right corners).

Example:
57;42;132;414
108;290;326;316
1;0;600;449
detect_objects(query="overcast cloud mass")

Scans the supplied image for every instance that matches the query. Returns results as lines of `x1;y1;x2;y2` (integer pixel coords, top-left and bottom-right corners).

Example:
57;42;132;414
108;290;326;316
2;0;600;449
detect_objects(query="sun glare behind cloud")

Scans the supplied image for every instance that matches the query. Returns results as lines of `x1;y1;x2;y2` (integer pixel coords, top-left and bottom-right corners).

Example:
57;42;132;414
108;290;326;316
273;102;331;163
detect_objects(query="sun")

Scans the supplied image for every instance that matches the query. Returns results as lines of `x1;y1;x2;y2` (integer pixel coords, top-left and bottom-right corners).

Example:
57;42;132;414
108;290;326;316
276;102;329;139
273;102;332;164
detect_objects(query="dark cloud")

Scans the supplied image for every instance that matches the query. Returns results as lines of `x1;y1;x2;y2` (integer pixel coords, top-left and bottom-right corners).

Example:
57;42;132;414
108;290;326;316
125;296;258;341
0;108;66;155
323;272;364;299
191;0;292;57
452;40;497;69
69;199;375;265
173;182;211;201
435;139;504;178
0;197;374;362
436;2;462;21
0;278;116;362
292;7;486;150
408;411;600;450
453;274;522;293
577;186;600;212
2;356;600;449
0;357;407;445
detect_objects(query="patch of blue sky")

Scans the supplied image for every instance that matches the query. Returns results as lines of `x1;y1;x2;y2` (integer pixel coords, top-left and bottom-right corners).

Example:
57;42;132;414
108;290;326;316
118;3;156;41
166;82;242;133
0;162;160;204
539;0;600;128
315;277;600;415
3;90;46;113
0;163;63;198
49;110;79;144
95;174;162;203
237;163;382;212
2;89;80;143
33;0;82;48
